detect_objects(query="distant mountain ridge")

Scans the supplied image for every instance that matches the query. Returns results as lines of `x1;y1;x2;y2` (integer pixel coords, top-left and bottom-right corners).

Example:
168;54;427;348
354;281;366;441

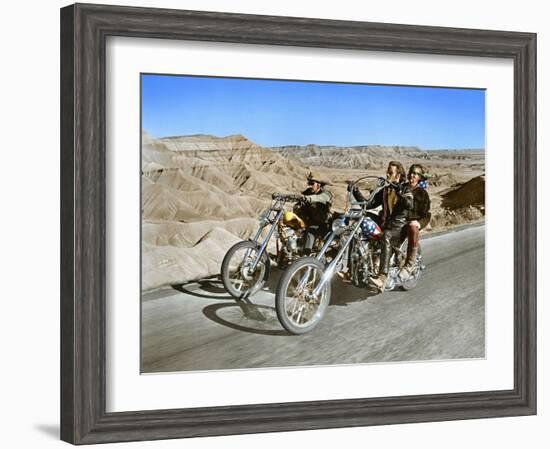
268;143;483;170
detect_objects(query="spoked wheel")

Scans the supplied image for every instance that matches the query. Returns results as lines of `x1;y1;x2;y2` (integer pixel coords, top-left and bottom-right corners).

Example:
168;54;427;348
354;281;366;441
398;239;423;291
221;240;270;299
350;239;376;288
275;257;331;334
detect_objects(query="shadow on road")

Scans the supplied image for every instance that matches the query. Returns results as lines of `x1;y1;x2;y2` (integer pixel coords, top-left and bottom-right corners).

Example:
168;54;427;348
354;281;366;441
202;302;289;336
172;268;284;300
329;278;381;306
172;267;388;336
172;277;233;300
196;277;228;294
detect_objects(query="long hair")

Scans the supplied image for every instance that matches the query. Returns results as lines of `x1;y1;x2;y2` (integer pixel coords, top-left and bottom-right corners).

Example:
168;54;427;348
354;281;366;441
408;163;427;180
387;160;407;184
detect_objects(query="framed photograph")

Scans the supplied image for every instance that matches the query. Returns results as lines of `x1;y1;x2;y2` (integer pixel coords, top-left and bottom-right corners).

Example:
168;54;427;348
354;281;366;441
60;3;536;445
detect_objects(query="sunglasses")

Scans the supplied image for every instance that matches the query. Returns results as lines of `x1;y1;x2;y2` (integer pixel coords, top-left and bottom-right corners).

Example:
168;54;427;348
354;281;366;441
307;180;317;186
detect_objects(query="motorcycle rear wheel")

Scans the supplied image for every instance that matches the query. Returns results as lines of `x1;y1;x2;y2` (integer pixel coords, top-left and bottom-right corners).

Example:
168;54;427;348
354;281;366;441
221;240;270;299
276;257;331;334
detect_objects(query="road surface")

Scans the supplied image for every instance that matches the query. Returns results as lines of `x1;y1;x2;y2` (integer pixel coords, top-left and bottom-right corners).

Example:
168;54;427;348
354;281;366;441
141;224;485;373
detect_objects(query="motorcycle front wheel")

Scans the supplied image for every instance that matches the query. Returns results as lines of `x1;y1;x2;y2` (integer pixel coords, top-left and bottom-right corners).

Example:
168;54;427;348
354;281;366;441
221;240;270;299
275;257;331;335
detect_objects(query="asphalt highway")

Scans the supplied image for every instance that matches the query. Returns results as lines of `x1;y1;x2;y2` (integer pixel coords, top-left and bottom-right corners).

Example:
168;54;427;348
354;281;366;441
141;224;485;373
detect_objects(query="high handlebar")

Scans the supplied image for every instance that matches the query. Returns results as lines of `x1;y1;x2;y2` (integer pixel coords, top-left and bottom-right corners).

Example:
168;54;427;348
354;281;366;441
271;193;302;202
347;175;398;191
346;176;399;210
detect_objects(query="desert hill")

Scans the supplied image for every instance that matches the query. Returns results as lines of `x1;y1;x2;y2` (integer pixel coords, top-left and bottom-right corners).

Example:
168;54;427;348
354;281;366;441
270;143;484;181
142;133;309;289
269;144;422;170
142;132;485;291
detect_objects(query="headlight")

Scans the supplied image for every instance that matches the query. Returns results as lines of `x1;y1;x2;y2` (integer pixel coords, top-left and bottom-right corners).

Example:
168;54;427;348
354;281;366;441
331;217;347;235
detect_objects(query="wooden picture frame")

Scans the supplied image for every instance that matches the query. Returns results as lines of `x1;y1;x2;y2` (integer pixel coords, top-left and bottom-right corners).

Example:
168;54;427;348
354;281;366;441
60;3;536;444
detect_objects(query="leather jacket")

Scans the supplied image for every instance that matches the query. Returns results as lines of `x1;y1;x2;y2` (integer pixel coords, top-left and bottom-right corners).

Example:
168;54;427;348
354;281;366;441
407;184;431;229
352;182;413;229
295;187;333;226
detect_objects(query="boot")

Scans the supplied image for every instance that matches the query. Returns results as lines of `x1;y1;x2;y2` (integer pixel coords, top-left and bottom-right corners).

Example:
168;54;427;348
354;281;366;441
399;246;418;280
370;233;391;292
336;270;352;282
369;273;387;292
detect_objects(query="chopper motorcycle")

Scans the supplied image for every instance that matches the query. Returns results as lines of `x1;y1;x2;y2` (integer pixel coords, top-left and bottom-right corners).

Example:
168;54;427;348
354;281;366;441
275;176;425;334
221;193;321;299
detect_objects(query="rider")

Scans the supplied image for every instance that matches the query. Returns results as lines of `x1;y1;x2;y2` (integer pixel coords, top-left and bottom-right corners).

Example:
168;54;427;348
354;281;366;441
399;164;431;280
349;161;413;292
296;172;333;255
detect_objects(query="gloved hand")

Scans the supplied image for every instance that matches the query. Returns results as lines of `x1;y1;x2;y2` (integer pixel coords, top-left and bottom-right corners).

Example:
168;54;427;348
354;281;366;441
289;194;302;202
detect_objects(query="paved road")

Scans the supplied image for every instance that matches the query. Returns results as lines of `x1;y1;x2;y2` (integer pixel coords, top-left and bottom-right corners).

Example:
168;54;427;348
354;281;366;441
141;224;485;373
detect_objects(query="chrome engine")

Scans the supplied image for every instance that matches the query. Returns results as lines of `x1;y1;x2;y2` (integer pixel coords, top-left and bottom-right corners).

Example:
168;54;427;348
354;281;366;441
280;227;299;252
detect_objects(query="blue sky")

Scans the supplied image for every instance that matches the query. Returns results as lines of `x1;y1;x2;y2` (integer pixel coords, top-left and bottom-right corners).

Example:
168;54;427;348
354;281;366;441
141;74;485;150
